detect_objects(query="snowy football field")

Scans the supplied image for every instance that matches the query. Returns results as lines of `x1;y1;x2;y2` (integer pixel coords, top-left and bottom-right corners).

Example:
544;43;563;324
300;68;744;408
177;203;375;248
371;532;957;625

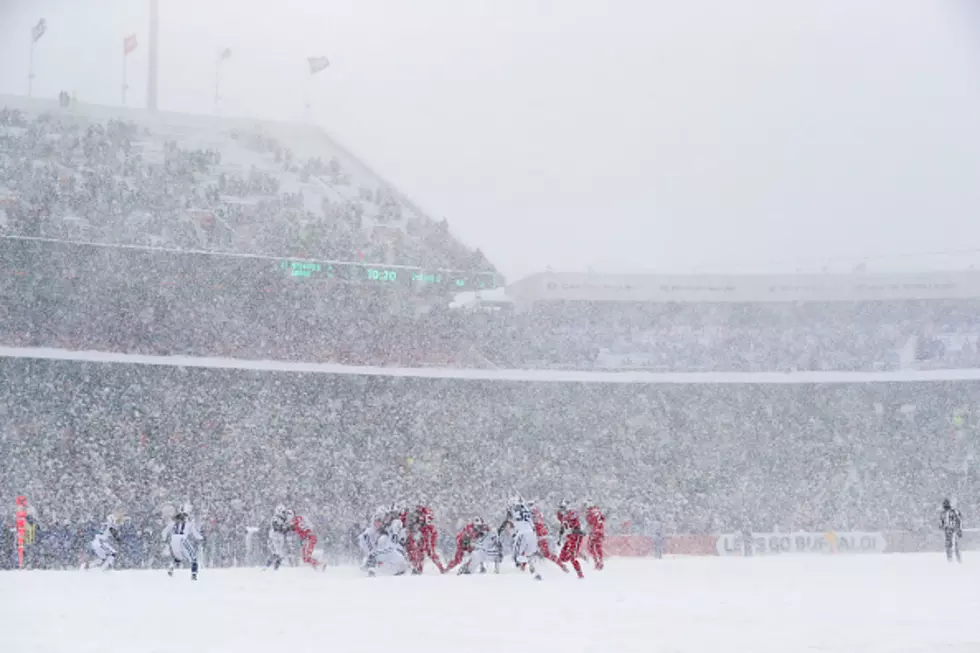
3;554;978;653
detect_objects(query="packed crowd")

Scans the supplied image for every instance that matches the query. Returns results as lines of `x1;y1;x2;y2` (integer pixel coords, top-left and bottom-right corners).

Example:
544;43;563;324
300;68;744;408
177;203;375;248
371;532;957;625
4;235;980;372
0;105;490;271
0;237;472;366
2;354;976;568
473;299;980;372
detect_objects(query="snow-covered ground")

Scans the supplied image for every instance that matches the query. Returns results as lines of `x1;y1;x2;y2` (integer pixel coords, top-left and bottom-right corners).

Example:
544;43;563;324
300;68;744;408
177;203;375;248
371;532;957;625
3;555;977;653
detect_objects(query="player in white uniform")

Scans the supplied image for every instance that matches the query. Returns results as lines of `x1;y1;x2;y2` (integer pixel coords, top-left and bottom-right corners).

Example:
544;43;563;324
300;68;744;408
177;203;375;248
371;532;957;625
265;505;292;570
357;507;386;571
367;513;410;576
89;515;120;570
460;522;502;575
506;497;541;580
162;502;204;580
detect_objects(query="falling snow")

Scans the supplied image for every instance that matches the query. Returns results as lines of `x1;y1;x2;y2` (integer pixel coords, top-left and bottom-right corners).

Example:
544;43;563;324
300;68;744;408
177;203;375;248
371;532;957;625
3;5;980;648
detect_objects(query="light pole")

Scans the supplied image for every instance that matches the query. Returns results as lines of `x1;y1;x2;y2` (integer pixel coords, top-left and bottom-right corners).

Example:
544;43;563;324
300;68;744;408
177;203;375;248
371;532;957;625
147;0;159;111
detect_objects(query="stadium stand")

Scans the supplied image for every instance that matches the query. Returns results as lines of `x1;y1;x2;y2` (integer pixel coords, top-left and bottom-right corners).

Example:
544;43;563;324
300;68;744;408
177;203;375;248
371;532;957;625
0;96;498;366
0;96;492;271
481;272;980;372
1;350;978;568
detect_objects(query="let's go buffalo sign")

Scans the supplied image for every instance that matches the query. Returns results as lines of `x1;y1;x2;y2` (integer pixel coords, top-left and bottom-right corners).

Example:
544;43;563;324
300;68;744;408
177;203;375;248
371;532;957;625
716;531;887;556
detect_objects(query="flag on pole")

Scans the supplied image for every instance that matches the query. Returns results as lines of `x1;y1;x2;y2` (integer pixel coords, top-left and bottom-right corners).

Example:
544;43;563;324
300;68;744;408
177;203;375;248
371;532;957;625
124;34;138;56
32;18;47;43
219;48;232;61
308;56;330;74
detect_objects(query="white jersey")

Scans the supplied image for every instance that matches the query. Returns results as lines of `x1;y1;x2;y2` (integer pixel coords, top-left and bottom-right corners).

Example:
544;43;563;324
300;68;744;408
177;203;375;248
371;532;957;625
509;503;535;535
370;519;409;575
270;513;292;535
92;520;117;546
267;513;291;559
474;530;503;561
162;516;204;562
508;503;537;564
90;519;119;564
376;519;407;554
358;525;380;556
463;530;503;573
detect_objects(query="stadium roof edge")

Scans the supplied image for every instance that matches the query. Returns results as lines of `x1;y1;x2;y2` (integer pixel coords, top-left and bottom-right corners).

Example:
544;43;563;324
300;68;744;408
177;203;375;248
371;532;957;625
506;269;980;303
0;92;307;130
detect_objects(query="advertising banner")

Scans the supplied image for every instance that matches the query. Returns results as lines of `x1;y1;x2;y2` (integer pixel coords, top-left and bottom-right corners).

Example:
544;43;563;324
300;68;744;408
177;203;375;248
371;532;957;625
716;531;886;556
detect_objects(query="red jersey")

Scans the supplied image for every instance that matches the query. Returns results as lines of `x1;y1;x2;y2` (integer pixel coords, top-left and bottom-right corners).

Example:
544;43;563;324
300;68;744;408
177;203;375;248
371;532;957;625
585;506;605;537
532;507;550;538
416;505;436;529
557;509;584;535
415;507;436;540
291;515;316;540
456;523;479;550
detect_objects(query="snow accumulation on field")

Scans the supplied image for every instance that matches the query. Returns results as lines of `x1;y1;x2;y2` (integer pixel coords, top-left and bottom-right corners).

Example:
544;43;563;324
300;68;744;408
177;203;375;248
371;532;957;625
2;554;978;653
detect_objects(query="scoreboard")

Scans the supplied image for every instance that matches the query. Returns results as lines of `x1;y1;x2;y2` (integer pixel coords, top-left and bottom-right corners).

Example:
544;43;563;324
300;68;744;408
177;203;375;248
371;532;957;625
278;259;498;290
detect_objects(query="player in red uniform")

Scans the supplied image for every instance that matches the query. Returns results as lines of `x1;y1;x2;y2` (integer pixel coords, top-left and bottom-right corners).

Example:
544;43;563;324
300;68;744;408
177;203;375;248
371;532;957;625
556;501;585;579
288;510;323;571
398;507;422;574
443;518;482;573
413;505;445;574
584;499;605;570
531;504;567;571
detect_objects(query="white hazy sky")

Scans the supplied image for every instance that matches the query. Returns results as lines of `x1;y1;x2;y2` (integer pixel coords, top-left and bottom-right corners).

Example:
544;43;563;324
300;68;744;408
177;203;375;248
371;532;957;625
2;0;980;280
